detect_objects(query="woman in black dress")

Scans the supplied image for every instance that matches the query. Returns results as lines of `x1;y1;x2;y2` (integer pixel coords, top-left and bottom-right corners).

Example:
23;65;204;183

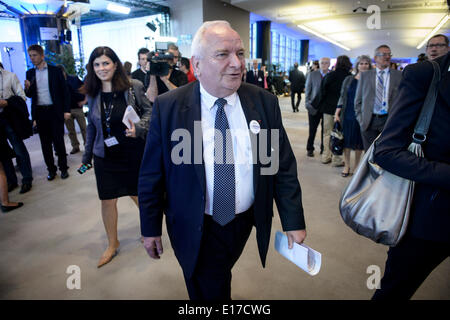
334;55;372;176
80;47;151;267
0;123;23;212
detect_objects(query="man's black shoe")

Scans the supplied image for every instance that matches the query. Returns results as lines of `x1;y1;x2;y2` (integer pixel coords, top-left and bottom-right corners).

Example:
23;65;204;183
7;183;18;192
47;172;57;181
19;183;32;194
60;171;69;179
307;150;314;157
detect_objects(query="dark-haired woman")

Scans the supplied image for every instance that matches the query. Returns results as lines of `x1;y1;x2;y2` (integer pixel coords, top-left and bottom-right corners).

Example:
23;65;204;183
334;55;372;176
80;46;151;268
317;55;352;166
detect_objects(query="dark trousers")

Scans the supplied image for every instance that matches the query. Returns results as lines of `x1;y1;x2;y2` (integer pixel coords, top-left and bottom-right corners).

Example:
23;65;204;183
291;90;302;110
361;114;388;151
0;118;33;185
184;208;254;300
372;234;450;300
35;107;68;173
307;111;324;152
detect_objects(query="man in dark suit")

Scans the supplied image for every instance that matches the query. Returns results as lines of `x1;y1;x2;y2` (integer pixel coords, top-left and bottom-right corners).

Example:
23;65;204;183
288;62;306;112
246;59;264;88
354;44;402;151
139;21;307;300
24;44;71;180
372;52;450;299
305;57;329;157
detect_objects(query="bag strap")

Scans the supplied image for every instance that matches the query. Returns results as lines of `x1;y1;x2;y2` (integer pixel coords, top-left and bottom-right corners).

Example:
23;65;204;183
412;60;441;144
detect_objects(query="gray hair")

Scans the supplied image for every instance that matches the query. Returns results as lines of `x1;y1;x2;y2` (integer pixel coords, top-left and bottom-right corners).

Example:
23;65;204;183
355;55;372;75
374;44;391;56
191;20;232;58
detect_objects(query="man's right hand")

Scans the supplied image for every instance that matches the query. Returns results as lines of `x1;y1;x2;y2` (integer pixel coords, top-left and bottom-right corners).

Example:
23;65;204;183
143;236;163;259
24;80;31;90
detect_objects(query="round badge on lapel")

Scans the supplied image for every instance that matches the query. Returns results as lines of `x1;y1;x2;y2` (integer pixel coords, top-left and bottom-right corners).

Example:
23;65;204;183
249;120;261;134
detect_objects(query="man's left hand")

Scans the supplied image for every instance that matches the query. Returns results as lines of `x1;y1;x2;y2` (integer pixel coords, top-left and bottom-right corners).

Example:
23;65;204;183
0;99;7;108
286;230;307;249
64;112;71;120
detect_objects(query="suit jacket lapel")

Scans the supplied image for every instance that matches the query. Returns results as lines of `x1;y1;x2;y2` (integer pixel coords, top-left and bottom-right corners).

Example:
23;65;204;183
388;70;398;104
183;81;206;195
47;66;55;103
438;68;450;107
237;85;262;195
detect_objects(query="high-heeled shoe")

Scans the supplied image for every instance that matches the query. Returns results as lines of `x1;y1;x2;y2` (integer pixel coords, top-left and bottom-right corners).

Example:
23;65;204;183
97;245;120;268
1;202;24;213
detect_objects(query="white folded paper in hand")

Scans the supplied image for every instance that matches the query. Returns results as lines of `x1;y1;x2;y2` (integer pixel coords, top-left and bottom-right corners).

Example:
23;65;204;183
274;231;321;276
122;105;141;129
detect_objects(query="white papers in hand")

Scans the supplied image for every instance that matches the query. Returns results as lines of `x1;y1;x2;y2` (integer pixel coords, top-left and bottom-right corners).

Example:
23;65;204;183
274;231;321;276
122;105;141;129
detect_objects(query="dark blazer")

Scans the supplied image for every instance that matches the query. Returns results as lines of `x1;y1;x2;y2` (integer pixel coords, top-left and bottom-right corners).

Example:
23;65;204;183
3;95;33;139
25;64;70;121
246;69;265;88
289;69;306;92
337;75;357;129
374;53;450;243
66;75;85;110
138;81;305;278
317;67;351;115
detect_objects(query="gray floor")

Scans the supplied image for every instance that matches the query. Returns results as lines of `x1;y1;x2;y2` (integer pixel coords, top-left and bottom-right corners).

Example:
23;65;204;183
0;95;448;300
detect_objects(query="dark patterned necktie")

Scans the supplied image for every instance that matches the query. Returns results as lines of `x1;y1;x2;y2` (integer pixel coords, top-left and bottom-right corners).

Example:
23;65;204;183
212;98;235;226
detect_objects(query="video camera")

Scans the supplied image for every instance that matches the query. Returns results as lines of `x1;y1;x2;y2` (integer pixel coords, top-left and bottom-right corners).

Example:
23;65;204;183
147;42;173;77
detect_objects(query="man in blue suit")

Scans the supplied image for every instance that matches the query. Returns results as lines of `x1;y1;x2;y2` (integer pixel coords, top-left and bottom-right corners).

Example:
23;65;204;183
139;21;306;300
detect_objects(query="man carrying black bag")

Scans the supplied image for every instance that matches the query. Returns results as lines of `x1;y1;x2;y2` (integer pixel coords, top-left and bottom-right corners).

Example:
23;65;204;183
372;52;450;300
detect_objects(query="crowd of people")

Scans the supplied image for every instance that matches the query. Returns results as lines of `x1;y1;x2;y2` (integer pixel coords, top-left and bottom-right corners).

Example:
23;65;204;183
0;21;448;300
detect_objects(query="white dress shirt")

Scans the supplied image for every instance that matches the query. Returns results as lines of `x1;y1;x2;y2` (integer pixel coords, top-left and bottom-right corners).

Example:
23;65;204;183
374;67;390;114
200;84;254;216
35;63;53;106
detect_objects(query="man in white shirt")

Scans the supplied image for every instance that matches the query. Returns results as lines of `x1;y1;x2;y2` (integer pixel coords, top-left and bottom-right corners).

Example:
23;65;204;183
354;45;402;150
0;63;33;193
24;44;71;181
139;20;307;300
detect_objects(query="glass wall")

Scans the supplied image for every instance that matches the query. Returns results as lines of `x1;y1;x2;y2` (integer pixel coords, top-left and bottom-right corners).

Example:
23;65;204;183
250;23;302;73
249;22;257;59
270;30;301;73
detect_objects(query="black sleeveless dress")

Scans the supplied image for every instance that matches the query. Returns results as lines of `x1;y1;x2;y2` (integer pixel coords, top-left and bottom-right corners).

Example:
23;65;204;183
93;91;145;200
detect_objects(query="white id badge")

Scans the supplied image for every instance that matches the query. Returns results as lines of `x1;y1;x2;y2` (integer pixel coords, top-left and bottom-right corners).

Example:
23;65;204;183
104;136;119;147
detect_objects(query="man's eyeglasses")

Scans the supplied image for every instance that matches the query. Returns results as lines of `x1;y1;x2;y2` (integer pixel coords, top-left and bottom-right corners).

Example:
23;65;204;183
375;53;392;57
426;43;447;49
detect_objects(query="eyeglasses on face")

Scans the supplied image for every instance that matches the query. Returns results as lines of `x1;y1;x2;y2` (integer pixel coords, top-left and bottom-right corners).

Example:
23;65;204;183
426;43;447;49
375;53;392;57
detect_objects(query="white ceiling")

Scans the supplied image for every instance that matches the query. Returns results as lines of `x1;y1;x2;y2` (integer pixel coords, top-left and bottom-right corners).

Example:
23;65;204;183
4;0;449;57
226;0;450;57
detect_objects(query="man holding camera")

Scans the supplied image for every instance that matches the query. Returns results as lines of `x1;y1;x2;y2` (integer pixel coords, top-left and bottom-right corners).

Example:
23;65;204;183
146;44;188;103
132;48;151;90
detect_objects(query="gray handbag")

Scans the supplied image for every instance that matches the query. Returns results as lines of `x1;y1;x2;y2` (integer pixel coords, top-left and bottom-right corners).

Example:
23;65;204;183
339;60;441;246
